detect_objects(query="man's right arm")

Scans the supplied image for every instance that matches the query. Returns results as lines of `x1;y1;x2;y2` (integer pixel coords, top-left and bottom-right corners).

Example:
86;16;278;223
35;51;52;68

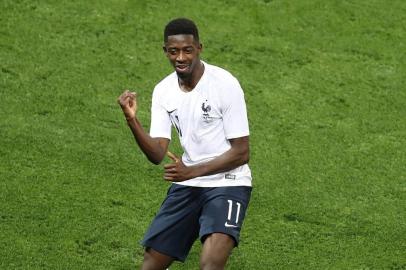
126;117;169;164
118;90;169;165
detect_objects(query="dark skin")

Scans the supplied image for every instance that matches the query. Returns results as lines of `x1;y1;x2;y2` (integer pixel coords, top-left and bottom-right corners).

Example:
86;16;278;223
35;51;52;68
118;34;249;270
163;34;204;91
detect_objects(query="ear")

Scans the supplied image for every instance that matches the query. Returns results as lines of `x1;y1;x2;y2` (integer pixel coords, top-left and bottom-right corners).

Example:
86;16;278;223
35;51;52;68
162;46;167;53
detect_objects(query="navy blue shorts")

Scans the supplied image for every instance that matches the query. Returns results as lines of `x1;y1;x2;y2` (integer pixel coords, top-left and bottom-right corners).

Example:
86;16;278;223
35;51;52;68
141;184;252;262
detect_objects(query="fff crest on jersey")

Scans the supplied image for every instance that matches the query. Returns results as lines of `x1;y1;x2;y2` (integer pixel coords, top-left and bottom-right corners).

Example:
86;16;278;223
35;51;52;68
201;100;213;122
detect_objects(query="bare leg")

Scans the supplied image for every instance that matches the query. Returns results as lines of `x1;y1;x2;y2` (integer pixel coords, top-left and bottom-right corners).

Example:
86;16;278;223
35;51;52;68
141;248;174;270
200;233;235;270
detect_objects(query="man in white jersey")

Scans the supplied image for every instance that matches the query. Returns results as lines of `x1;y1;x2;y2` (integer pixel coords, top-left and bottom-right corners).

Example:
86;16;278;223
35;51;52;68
118;18;252;270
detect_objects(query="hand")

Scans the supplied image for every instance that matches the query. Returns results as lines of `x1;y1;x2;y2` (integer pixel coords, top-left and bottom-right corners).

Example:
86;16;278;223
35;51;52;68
117;90;137;120
164;151;194;182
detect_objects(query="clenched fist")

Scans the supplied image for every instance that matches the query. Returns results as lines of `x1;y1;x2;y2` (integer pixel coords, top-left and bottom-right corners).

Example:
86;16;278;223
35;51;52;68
117;90;137;120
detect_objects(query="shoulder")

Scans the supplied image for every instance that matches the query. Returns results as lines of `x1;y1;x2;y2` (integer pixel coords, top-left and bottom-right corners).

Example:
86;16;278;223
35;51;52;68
205;62;241;88
152;72;177;98
204;62;244;100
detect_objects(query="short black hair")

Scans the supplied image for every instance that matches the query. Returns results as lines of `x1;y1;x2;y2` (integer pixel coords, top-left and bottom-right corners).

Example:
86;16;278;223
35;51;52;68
164;18;199;43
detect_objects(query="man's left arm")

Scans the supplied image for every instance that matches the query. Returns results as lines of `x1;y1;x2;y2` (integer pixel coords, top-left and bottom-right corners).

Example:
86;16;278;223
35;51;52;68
164;136;249;182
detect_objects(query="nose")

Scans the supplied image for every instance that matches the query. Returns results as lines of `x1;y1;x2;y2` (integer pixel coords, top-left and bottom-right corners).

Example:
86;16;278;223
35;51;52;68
176;51;186;62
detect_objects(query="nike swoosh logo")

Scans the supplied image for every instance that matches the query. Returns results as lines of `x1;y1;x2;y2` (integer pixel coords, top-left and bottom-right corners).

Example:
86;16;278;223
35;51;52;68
225;222;238;228
167;109;176;114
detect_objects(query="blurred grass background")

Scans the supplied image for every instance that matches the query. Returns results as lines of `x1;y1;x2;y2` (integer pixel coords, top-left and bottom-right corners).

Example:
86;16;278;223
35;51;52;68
1;0;405;269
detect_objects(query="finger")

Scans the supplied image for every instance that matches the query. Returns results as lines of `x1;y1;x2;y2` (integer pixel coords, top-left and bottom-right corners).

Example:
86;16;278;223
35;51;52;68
119;95;131;106
123;91;136;101
118;91;130;101
119;90;130;99
117;92;126;103
164;175;181;182
164;174;176;180
164;163;176;169
118;90;133;99
164;168;175;174
128;92;136;99
167;151;179;163
127;93;137;106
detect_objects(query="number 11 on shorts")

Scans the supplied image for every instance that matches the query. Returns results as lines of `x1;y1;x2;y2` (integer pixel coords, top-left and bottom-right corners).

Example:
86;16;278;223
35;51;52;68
226;200;241;227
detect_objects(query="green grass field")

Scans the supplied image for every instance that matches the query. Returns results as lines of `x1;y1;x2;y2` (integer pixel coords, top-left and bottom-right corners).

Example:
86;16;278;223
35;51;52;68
1;0;405;269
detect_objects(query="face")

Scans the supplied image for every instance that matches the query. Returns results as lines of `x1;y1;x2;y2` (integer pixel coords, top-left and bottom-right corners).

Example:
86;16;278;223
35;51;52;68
163;34;202;79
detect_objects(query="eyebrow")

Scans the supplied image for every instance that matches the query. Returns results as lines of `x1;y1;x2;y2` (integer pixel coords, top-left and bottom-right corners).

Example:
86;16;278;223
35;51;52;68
167;45;194;50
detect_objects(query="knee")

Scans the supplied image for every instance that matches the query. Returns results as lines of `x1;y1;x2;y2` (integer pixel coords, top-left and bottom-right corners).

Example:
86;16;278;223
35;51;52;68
141;248;173;270
142;249;153;264
200;258;225;270
141;251;155;270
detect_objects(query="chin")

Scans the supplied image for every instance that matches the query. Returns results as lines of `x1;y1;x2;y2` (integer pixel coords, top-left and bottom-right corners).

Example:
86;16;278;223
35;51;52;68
176;71;191;79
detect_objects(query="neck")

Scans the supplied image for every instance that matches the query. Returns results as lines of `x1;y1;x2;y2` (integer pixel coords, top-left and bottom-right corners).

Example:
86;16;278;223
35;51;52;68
178;61;204;92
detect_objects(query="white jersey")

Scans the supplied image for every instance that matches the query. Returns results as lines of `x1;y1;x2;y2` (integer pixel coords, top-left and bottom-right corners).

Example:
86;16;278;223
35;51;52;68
150;61;252;187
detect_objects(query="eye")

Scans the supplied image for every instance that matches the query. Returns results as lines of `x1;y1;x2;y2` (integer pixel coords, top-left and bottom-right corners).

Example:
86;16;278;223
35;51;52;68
185;47;194;53
168;48;178;55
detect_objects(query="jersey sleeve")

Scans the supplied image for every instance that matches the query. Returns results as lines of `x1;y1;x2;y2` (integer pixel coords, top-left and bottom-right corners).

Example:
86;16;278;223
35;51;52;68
222;78;250;139
149;88;172;139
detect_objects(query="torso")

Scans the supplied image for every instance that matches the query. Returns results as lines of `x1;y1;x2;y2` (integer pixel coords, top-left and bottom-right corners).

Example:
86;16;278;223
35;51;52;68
151;62;252;187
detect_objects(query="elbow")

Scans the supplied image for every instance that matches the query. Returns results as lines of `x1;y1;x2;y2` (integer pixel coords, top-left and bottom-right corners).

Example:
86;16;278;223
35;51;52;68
242;151;250;165
230;136;250;166
146;153;164;165
149;158;161;165
244;152;250;164
239;148;250;165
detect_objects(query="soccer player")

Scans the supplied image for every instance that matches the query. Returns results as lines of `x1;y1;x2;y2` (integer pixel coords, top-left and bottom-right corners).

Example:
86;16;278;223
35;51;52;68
118;18;252;270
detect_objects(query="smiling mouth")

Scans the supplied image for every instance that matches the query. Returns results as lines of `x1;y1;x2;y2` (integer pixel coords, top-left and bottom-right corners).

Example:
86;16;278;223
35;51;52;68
175;65;189;72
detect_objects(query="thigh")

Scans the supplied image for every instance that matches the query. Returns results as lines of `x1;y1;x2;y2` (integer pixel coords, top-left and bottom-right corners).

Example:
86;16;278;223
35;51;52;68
199;186;252;246
142;184;201;262
200;233;235;270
